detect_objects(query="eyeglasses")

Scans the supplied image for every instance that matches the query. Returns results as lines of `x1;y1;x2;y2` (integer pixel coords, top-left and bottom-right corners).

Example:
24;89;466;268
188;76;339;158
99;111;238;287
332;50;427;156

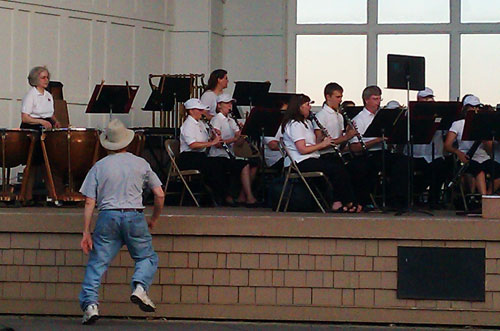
39;76;49;80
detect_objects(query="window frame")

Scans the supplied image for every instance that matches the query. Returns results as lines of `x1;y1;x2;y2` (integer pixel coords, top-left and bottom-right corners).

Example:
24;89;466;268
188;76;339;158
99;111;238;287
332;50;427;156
287;0;500;101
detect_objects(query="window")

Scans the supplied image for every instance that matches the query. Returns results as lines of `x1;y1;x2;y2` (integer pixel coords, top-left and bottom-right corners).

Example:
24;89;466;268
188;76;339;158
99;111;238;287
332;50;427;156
461;34;500;105
378;0;449;24
296;0;367;24
462;0;500;23
296;35;366;105
378;34;449;104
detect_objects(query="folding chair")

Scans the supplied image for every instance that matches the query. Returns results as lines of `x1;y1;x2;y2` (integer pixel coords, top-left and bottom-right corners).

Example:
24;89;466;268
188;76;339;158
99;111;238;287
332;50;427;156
276;139;332;213
164;139;214;207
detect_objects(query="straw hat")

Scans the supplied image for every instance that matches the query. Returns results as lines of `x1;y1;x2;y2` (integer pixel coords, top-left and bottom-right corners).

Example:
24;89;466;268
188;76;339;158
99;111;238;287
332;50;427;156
99;119;134;151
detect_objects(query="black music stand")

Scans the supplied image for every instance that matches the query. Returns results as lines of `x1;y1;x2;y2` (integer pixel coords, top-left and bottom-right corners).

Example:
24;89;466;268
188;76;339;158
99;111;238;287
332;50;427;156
143;76;191;139
343;106;364;122
363;107;407;211
86;83;139;120
387;54;426;215
463;109;500;193
232;81;271;116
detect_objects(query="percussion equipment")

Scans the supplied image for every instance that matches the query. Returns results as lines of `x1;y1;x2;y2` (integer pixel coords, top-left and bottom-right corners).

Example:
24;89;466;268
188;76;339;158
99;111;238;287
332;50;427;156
41;128;100;202
0;129;38;202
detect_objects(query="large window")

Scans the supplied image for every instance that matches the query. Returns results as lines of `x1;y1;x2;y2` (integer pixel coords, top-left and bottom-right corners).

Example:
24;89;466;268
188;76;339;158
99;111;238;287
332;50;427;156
377;34;449;104
296;35;366;104
292;1;500;104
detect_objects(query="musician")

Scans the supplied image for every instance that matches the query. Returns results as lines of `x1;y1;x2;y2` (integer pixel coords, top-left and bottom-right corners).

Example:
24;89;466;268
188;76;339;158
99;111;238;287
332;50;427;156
178;98;221;198
444;95;490;196
410;87;447;208
20;66;61;202
209;94;260;207
341;100;355;108
21;66;61;130
263;100;288;171
200;69;228;119
281;94;360;212
347;85;387;210
312;82;359;212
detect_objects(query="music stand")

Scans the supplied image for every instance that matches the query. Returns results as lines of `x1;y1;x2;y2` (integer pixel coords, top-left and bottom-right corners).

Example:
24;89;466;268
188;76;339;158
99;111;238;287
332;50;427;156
232;81;271;112
142;76;191;139
343;106;365;123
387;54;426;215
86;83;139;120
463;109;500;191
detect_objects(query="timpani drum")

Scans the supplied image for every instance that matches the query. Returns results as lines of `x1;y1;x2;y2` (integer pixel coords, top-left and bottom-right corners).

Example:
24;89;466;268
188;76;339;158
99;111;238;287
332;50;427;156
0;129;38;202
41;128;100;202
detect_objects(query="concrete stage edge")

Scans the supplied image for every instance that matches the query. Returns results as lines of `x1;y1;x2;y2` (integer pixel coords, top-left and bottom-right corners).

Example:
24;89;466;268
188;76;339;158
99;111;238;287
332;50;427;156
1;207;500;326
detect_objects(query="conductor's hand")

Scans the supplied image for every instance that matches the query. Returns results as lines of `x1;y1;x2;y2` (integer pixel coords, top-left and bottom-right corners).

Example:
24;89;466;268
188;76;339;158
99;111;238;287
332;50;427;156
41;120;53;129
147;217;158;230
81;232;93;255
457;150;470;164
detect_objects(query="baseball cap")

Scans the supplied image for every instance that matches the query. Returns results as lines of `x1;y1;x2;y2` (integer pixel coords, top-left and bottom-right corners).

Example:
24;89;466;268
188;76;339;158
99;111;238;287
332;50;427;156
463;95;481;107
216;93;236;103
385;100;402;110
184;98;209;110
417;87;434;99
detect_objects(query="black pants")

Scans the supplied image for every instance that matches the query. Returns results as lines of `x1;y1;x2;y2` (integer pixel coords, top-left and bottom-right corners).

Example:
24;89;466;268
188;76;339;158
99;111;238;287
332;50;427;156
319;153;356;204
391;156;448;206
348;150;396;206
297;156;354;205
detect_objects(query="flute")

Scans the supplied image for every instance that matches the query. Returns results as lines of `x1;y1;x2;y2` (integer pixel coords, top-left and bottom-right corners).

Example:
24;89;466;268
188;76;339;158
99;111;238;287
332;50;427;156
202;116;236;160
309;112;347;165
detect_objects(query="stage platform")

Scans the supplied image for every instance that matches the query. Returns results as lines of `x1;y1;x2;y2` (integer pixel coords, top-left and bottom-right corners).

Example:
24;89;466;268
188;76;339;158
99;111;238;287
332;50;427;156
1;206;500;327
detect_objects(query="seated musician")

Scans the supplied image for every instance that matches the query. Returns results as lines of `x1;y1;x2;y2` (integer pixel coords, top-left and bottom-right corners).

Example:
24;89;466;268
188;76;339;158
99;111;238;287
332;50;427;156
347;86;387;210
263;100;288;171
484;137;500;194
281;94;360;213
312;82;360;212
20;66;61;202
209;94;260;207
410;87;447;208
178;98;221;197
444;95;490;196
200;69;228;120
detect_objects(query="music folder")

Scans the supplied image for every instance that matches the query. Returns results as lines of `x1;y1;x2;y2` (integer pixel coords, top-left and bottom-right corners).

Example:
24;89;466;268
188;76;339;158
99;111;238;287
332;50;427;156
363;108;407;143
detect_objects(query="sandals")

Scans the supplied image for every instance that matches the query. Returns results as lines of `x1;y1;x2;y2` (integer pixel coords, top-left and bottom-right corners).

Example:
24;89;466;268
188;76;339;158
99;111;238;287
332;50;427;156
342;203;363;213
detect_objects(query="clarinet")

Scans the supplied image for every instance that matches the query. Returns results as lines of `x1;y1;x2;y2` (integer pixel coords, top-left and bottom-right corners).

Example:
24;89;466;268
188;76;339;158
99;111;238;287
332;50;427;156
202;117;236;160
309;112;347;165
447;140;482;189
340;106;368;155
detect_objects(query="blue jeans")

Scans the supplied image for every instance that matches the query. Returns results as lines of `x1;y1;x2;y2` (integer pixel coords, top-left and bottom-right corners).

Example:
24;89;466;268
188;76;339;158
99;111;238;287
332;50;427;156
79;210;158;311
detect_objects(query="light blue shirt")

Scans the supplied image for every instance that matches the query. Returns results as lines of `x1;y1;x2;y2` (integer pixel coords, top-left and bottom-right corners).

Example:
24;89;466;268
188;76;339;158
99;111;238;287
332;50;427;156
80;152;162;210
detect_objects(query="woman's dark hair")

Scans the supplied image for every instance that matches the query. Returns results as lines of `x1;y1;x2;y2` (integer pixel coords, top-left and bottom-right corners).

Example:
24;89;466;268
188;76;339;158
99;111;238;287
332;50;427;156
281;94;311;133
205;69;227;91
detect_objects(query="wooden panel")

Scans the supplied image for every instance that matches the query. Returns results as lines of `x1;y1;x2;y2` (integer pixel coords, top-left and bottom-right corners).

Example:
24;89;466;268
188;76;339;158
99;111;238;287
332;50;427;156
30;12;59;75
107;23;134;84
0;8;13;97
12;10;29;100
89;21;107;128
60;16;91;104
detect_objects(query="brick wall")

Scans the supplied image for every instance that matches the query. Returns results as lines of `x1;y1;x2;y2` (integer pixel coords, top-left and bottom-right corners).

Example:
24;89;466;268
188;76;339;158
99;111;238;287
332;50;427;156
1;211;500;326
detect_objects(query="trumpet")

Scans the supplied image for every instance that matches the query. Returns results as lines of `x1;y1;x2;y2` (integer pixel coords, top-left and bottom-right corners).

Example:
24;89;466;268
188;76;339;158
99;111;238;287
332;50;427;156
202;116;236;160
340;105;368;155
309;111;347;165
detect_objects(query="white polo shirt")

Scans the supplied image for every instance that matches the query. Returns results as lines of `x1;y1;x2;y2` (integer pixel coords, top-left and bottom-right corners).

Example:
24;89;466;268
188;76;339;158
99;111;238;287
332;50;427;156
21;87;54;119
312;104;344;155
209;112;239;158
283;119;320;167
200;90;218;117
350;107;382;151
449;119;490;163
180;115;209;153
263;128;283;168
407;130;445;163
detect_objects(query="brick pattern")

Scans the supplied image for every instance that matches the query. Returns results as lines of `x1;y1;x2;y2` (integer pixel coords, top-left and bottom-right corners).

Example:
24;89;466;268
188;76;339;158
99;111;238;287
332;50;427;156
0;233;498;313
